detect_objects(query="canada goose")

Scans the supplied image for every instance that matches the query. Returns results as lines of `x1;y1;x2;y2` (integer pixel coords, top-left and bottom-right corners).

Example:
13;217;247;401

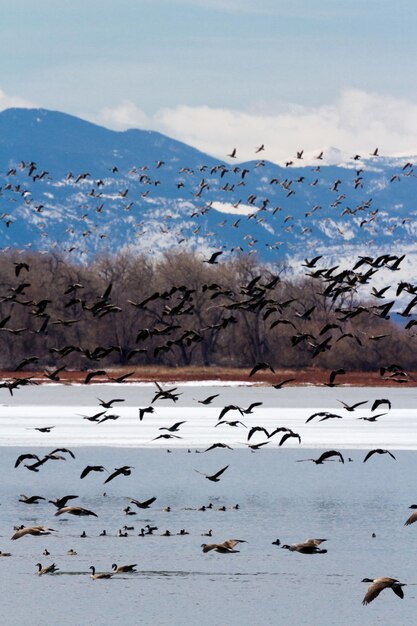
298;450;344;465
19;494;45;504
43;548;50;556
162;530;171;536
281;539;327;554
104;466;133;484
55;506;98;517
89;566;113;580
194;465;229;482
128;496;157;509
80;465;107;479
36;562;58;575
49;495;79;509
201;539;246;553
0;551;12;556
404;505;417;526
201;529;212;537
111;563;137;573
362;577;406;605
11;526;55;540
363;449;396;463
67;549;77;556
272;539;281;546
99;530;107;536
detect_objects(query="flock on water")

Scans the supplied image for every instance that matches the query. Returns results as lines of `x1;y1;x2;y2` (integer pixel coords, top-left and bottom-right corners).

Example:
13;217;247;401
1;144;416;611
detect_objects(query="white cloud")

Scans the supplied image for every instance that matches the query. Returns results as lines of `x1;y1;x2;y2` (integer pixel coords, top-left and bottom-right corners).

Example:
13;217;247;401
0;88;35;111
92;89;417;165
95;101;149;131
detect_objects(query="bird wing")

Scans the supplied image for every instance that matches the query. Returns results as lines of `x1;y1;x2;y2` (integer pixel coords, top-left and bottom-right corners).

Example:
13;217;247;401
211;465;229;479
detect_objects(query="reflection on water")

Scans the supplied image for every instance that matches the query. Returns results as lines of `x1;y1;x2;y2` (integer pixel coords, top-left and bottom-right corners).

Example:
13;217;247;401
2;446;417;625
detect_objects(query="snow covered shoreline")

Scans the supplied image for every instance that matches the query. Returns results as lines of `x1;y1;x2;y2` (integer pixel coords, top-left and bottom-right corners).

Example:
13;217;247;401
1;383;417;449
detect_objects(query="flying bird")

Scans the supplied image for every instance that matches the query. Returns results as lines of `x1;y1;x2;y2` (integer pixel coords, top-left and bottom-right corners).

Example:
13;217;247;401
362;577;405;605
194;465;229;482
104;466;133;484
80;465;107;479
128;496;157;509
298;450;344;464
363;449;396;463
54;506;98;517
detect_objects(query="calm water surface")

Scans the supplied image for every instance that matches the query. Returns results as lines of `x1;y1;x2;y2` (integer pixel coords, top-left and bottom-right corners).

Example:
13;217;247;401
1;445;417;626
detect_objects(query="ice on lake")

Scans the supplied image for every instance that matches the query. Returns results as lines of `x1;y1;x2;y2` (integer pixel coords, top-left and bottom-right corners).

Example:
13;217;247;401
1;383;417;625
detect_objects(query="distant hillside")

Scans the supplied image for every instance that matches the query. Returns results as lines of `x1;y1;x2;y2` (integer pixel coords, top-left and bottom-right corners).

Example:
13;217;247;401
0;107;416;286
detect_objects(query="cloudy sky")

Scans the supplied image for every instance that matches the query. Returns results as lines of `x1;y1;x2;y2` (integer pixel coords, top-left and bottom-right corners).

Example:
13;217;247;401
2;0;417;162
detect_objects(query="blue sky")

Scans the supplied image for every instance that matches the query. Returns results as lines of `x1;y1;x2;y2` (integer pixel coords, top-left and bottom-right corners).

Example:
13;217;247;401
2;1;417;161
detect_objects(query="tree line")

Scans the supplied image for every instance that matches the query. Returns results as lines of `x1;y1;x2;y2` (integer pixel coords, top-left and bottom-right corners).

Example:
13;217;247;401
0;249;415;374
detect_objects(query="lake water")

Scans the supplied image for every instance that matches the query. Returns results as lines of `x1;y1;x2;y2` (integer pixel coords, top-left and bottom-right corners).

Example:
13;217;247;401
1;383;417;625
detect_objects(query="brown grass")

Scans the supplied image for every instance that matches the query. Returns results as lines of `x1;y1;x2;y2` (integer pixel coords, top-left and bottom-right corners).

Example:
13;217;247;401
1;366;417;386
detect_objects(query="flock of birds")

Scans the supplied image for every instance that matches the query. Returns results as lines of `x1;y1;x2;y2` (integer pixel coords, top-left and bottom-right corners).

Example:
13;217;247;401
1;143;417;616
0;379;413;607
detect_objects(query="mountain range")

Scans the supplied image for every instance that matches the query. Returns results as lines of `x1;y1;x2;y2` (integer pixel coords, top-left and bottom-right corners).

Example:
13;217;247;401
0;107;416;285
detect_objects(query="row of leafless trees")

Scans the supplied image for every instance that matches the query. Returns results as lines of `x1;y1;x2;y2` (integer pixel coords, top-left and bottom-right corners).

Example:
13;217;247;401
0;249;415;373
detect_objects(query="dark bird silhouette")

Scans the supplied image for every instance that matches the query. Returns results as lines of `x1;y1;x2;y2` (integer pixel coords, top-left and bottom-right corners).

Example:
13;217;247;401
371;398;392;411
15;453;41;468
49;495;79;509
248;362;275;377
19;494;45;504
80;465;107;479
357;413;387;422
305;411;343;424
272;379;295;389
128;496;157;509
362;577;405;605
204;251;223;264
139;406;155;421
197;394;220;404
298;450;344;464
278;431;301;446
204;442;233;452
363;449;396;463
215;420;247;428
153;433;182;441
195;465;229;482
159;421;186;432
97;398;125;408
84;370;107;384
337;399;368;411
104;466;133;484
218;405;244;420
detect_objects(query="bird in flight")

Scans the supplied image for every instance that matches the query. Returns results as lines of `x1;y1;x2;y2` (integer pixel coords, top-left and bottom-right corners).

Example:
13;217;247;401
362;577;405;605
194;465;229;482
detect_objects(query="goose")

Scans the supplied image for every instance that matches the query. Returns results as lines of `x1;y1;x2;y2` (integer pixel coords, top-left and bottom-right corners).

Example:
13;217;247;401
55;506;98;517
281;539;327;554
111;563;137;573
362;577;406;605
36;562;58;575
89;566;113;580
67;549;77;556
0;551;11;557
11;526;55;540
201;539;246;553
404;505;417;526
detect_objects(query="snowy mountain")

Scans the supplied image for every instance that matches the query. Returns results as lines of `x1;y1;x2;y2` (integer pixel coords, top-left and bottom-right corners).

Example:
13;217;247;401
1;107;416;281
